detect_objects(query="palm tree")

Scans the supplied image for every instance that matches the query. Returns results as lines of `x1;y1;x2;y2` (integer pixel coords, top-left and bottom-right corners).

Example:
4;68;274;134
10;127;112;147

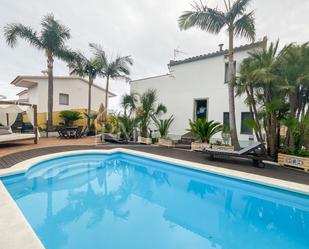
178;0;256;150
137;89;167;137
69;49;102;130
121;92;138;117
4;13;74;131
236;41;288;156
90;43;133;118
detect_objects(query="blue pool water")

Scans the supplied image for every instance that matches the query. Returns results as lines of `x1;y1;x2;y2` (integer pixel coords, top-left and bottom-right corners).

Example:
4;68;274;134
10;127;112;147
1;152;309;249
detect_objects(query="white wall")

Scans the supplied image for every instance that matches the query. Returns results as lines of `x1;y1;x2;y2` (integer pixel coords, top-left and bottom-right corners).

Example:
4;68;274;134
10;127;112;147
131;49;259;145
25;78;107;113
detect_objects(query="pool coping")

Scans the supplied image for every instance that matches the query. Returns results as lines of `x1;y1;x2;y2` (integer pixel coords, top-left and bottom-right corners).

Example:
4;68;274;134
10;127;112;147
0;181;44;249
0;148;309;249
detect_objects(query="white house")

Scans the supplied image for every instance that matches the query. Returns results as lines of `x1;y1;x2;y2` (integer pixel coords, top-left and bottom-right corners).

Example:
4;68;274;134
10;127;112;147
131;39;266;146
11;75;116;127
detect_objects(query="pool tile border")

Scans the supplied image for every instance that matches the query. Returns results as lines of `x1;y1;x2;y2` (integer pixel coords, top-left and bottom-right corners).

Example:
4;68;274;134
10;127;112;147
0;148;309;249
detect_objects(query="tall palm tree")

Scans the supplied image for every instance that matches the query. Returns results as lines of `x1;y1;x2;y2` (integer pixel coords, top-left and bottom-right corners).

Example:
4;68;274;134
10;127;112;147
178;0;256;150
237;41;286;156
90;43;133;117
137;89;167;137
69;49;102;130
4;13;74;131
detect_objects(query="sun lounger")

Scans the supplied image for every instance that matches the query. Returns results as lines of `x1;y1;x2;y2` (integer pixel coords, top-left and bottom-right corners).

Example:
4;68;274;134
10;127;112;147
0;133;35;144
204;142;268;168
102;133;128;144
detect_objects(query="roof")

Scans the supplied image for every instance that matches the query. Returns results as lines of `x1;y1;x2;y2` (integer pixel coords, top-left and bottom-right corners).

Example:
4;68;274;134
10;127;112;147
10;75;116;97
130;74;170;83
16;89;28;96
169;38;267;67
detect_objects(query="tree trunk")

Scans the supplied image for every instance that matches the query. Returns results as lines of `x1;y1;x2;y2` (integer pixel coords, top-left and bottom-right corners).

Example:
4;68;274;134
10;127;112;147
47;53;54;132
228;30;240;150
104;76;110;120
87;76;93;130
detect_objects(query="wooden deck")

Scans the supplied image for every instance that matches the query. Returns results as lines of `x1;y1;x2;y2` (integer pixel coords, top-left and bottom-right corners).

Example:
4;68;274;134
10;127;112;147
0;140;308;185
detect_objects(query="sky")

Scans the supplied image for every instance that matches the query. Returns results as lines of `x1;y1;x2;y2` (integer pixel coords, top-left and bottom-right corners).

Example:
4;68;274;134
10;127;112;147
0;0;308;110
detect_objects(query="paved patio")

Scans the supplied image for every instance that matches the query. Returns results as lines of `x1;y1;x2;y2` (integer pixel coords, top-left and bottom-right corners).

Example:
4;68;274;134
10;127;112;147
0;141;308;185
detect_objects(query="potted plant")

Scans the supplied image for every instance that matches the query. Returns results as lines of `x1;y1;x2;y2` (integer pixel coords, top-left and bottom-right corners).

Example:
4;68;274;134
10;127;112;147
59;110;82;127
153;115;175;147
278;147;309;171
136;89;167;145
188;119;223;151
84;112;97;136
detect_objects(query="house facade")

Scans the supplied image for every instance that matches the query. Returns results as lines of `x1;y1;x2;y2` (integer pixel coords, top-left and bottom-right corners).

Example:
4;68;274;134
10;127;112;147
131;39;266;146
11;75;115;128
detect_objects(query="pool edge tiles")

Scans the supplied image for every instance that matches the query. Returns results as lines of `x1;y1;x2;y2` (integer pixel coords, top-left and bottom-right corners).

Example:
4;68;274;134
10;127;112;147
0;148;309;195
0;181;44;249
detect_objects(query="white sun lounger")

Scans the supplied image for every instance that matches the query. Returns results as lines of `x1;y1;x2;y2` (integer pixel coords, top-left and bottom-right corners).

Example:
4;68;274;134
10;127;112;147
0;133;35;144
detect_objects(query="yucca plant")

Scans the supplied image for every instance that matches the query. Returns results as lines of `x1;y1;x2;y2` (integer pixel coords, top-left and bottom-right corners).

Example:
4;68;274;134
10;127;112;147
188;119;223;143
152;115;175;139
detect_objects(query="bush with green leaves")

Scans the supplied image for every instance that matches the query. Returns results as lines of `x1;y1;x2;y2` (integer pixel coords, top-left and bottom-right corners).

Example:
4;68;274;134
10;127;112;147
59;110;82;127
188;119;223;143
279;147;309;157
152;115;174;139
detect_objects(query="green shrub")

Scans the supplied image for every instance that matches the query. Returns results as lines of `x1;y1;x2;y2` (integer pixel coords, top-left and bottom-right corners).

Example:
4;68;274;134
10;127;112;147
152;115;174;139
188;119;223;143
59;110;82;127
279;147;309;157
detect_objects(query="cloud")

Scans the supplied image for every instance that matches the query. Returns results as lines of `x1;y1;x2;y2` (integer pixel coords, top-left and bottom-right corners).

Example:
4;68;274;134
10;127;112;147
0;0;308;109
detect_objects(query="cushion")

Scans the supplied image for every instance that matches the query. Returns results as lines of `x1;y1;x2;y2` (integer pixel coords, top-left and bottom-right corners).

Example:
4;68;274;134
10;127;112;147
0;127;11;135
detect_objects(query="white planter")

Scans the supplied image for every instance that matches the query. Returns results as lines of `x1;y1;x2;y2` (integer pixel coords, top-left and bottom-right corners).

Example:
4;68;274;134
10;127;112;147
278;153;309;172
211;145;234;151
191;142;210;151
138;136;152;145
158;138;174;147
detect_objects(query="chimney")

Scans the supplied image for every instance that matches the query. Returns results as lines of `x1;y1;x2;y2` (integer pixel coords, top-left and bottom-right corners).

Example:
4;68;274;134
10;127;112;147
219;43;224;51
41;70;48;76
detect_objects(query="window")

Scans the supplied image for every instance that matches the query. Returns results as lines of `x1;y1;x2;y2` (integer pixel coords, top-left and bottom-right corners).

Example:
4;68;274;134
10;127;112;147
224;61;236;83
241;112;253;134
194;99;208;120
223;112;229;129
59;93;69;105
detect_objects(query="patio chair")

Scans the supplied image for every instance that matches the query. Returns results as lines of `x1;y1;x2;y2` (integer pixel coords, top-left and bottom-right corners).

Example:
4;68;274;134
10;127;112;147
57;127;68;139
102;133;128;144
75;126;85;138
204;142;268;168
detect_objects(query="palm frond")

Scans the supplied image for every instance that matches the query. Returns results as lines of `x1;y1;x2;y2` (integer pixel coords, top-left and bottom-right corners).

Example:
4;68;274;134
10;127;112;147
54;46;76;63
3;23;42;48
178;2;226;33
234;11;255;41
228;0;252;20
41;13;71;50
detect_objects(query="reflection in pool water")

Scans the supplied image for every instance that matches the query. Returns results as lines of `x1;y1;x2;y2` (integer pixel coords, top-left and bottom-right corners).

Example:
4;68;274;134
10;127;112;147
2;153;309;249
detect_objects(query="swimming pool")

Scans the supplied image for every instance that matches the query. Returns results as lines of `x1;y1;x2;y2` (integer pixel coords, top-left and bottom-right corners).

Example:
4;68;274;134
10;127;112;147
1;152;309;249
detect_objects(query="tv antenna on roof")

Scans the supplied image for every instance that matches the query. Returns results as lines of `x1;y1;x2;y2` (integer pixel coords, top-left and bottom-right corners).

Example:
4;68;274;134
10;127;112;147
173;48;187;60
